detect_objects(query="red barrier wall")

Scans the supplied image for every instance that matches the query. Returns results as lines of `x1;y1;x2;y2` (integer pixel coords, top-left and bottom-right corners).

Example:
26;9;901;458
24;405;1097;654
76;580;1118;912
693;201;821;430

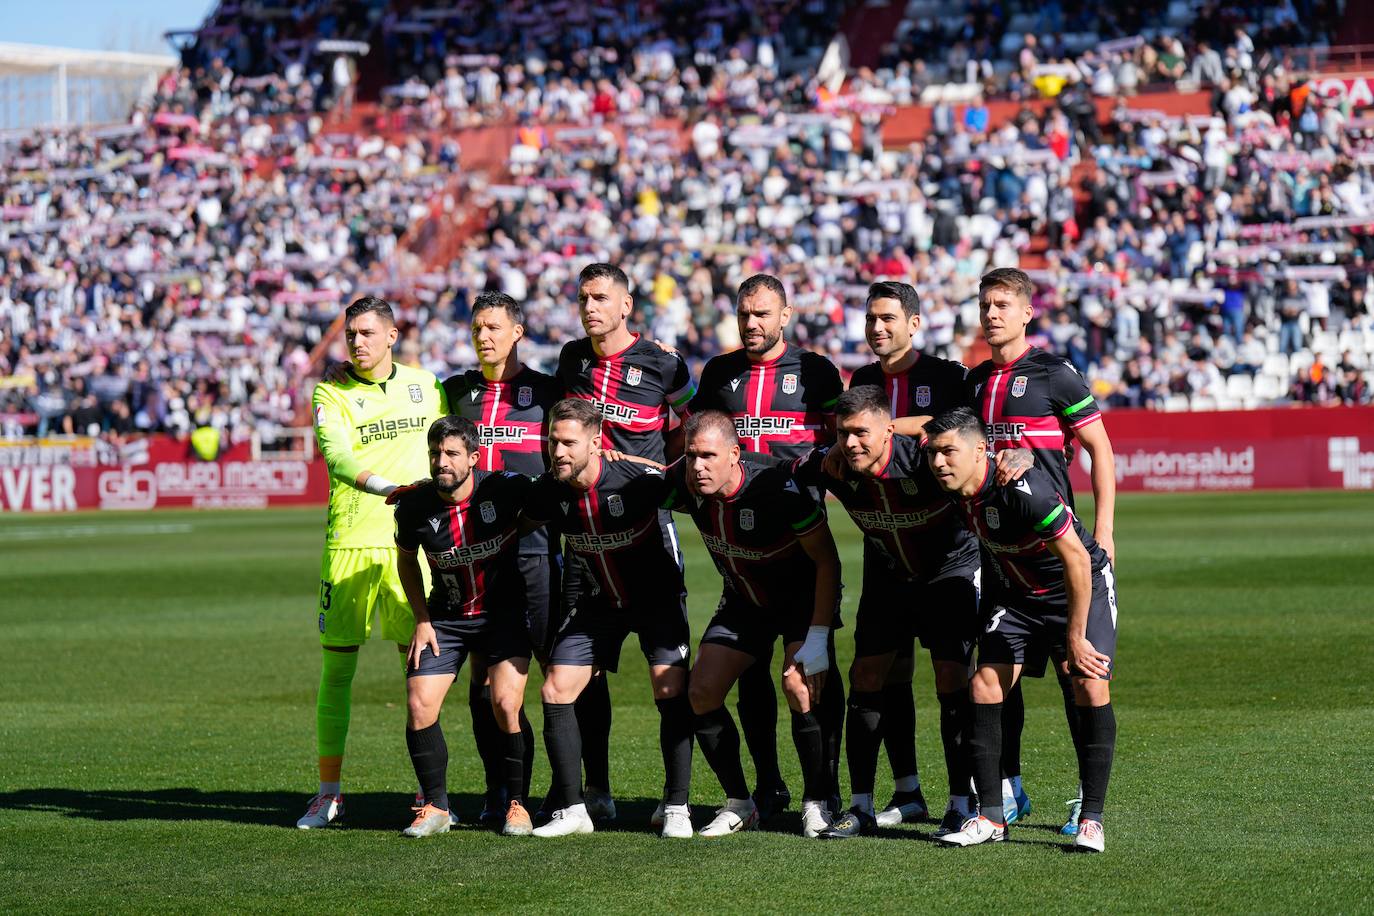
0;436;329;513
1069;407;1374;493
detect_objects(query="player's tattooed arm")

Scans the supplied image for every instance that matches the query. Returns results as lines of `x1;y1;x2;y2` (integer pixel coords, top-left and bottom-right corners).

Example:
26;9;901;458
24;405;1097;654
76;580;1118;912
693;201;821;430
992;448;1035;484
599;449;664;469
1045;531;1111;679
396;547;438;670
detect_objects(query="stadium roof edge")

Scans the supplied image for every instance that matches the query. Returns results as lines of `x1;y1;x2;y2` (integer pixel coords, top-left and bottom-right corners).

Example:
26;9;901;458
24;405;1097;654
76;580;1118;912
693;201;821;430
0;42;176;72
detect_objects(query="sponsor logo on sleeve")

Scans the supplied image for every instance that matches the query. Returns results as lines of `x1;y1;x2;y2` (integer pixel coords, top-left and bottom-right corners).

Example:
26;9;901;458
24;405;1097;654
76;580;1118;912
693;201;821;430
314;405;327;427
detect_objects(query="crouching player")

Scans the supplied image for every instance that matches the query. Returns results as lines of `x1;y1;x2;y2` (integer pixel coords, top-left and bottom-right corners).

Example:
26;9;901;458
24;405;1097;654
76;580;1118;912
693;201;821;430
926;408;1118;852
391;416;536;838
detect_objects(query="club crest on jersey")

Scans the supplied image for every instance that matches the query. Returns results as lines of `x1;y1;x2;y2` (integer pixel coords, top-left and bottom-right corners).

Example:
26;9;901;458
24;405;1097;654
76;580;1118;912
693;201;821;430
625;366;643;387
480;501;496;524
900;478;918;495
739;509;755;531
1011;376;1028;398
915;385;931;408
429;518;441;532
985;507;1001;529
518;386;533;407
408;384;424;403
607;494;625;517
782;373;798;395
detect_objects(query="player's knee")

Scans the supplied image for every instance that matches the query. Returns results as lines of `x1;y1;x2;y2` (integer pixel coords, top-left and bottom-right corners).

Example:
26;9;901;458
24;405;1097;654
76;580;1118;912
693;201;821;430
491;691;523;730
932;661;968;694
1072;677;1110;707
407;694;438;729
849;657;888;693
887;654;915;684
969;667;1004;704
780;673;809;712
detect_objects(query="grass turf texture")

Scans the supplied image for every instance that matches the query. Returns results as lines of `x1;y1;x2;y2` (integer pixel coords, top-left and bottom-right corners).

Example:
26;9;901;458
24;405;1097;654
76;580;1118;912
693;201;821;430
1;492;1371;914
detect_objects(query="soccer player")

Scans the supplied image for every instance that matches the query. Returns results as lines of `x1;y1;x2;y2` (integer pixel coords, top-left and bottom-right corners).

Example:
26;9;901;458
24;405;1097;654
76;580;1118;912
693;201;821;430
965;267;1117;833
926;408;1117;852
778;386;987;838
298;296;446;829
519;399;695;839
666;411;841;838
554;262;696;823
443;291;560;825
844;281;971;827
392;417;535;838
689;273;844;821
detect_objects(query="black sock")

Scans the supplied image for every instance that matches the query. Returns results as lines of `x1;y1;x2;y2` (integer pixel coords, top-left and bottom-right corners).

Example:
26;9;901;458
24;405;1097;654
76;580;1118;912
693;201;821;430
937;689;973;802
881;680;918;782
575;675;612;791
655;694;694;806
736;661;782;792
542;701;582;810
1059;668;1085;771
519;707;535;799
1076;703;1116;823
791;710;827;803
1000;680;1024;781
845;690;884;796
818;653;845;800
971;702;1004;824
696;705;750;799
503;729;526;807
469;682;501;796
406;721;449;813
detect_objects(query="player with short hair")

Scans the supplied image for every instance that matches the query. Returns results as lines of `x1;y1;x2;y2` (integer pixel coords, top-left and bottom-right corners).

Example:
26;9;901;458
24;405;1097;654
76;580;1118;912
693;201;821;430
689;273;845;822
842;280;972;827
443;290;560;826
392;416;536;838
926;408;1118;853
519;398;696;839
966;267;1118;833
298;296;446;829
553;262;697;824
665;411;842;838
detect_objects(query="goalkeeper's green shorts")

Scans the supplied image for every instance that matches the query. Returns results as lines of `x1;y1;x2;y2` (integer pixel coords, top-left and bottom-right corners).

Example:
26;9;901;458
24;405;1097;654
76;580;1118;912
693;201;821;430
316;548;415;647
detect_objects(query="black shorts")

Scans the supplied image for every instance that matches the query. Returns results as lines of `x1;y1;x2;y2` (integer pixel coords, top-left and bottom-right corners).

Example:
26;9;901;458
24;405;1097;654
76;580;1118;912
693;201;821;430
546;593;691;672
701;590;820;661
408;617;531;679
518;553;562;659
853;552;980;664
977;563;1119;679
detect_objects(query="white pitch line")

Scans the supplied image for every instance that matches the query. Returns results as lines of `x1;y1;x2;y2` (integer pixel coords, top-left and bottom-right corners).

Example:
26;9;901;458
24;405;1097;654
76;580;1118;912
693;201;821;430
3;522;195;541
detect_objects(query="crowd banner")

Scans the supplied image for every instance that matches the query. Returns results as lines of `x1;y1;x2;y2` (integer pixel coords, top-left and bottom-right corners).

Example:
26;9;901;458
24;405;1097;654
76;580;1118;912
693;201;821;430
0;435;328;512
1069;407;1374;493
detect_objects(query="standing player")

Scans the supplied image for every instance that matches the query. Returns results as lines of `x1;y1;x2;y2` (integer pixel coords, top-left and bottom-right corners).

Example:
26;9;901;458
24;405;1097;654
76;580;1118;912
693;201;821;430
665;412;842;838
689;272;844;821
392;417;535;838
443;291;560;825
554;262;696;822
519;399;696;839
926;408;1118;852
298;297;446;829
844;281;971;827
965;267;1117;833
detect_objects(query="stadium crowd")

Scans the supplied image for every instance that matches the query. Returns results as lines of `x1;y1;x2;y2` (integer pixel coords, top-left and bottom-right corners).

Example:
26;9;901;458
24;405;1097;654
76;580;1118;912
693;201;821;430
1;0;1371;443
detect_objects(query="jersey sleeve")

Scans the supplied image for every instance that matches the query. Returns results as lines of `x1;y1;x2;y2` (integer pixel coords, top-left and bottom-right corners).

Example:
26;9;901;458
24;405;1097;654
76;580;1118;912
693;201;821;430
848;363;881;390
663;351;697;416
788;446;829;489
686;360;722;414
442;372;472;413
1048;361;1102;431
808;355;843;413
393;498;419;552
659;459;691;511
521;474;560;527
311;383;366;486
779;473;825;538
1011;474;1075;542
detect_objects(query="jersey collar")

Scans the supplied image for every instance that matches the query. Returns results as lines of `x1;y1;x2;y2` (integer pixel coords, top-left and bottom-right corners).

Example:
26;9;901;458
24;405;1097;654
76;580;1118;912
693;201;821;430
749;342;791;369
347;364;398;386
596;332;640;361
991;345;1032;370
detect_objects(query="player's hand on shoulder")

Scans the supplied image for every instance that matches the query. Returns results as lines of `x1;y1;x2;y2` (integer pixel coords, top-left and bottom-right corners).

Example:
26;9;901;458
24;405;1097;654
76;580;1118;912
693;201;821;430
651;338;679;356
385;480;427;505
820;445;846;478
321;360;351;385
993;448;1034;484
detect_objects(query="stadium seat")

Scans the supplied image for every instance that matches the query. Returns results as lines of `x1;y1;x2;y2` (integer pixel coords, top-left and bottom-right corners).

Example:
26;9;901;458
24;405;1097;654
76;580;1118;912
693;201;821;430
1164;395;1191;412
1191;395;1218;411
1262;354;1290;377
1226;373;1254;398
1289;350;1315;374
1253;374;1285;401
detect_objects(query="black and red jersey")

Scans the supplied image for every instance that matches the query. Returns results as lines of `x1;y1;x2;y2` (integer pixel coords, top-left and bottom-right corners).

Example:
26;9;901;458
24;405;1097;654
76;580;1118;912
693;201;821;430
392;471;530;622
952;462;1108;613
689;344;842;462
965;346;1102;506
663;458;826;610
791;435;978;583
556;334;695;464
523;458;683;610
444;366;560;557
850;353;969;419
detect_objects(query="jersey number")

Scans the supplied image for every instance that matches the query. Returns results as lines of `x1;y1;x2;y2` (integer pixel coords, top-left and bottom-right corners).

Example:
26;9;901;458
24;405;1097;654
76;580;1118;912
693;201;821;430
441;573;461;594
985;607;1007;633
319;580;333;610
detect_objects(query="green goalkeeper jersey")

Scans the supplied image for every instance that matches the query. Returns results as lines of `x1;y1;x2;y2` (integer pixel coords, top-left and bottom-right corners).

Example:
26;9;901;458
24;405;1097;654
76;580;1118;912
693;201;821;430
311;362;447;550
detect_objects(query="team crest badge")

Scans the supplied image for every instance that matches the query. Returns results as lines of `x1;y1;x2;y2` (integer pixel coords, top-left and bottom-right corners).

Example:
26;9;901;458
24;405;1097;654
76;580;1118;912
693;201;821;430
915;385;931;408
900;478;918;495
1011;376;1028;398
408;384;424;403
608;494;625;517
480;501;496;524
517;386;533;407
782;373;798;395
626;366;643;387
740;509;755;531
985;507;1001;529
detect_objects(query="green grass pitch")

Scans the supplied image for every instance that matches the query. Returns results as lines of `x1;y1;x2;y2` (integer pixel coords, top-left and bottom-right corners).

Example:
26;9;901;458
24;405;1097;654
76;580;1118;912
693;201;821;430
2;492;1372;914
